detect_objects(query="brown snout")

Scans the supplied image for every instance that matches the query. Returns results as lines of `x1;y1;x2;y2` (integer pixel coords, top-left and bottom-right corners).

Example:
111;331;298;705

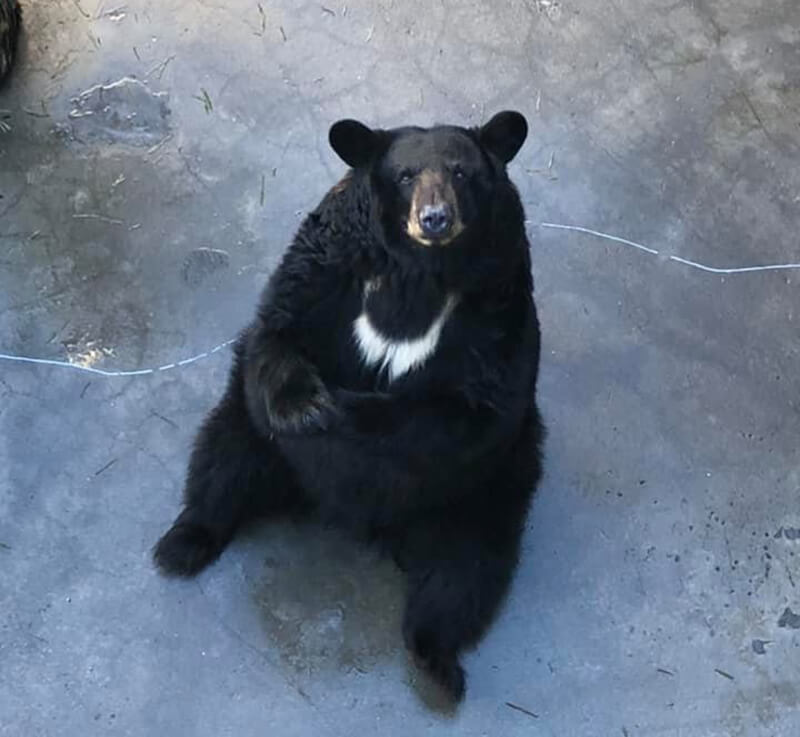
406;171;463;244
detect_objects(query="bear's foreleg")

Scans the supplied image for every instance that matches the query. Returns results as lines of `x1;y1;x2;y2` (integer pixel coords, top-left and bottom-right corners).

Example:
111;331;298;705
154;368;304;577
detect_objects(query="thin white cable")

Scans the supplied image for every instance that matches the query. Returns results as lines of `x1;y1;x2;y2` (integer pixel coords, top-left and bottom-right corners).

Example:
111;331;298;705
0;339;237;377
539;222;800;274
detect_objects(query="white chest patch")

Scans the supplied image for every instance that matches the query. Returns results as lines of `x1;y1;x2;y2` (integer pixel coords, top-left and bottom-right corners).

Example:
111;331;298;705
353;293;458;382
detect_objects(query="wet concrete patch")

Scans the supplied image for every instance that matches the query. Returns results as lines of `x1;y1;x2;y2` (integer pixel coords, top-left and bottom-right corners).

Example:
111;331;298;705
68;77;170;145
777;607;800;630
0;117;264;368
251;525;403;677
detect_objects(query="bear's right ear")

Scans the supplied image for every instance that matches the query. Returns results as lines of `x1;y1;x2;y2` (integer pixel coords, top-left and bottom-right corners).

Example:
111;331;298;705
478;111;528;164
329;119;380;169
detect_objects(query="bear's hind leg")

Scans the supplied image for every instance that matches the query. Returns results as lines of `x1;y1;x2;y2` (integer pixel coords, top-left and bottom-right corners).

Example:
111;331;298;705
398;516;522;702
153;383;302;577
396;415;541;701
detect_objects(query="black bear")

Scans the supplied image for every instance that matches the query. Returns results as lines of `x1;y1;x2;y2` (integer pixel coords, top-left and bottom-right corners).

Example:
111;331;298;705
154;111;544;702
0;0;21;84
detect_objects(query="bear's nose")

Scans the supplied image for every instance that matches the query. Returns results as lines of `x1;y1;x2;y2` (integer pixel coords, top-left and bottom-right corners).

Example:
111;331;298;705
419;204;453;237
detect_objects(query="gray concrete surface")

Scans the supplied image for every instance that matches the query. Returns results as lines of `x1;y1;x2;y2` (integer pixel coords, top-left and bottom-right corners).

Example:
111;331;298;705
1;0;799;734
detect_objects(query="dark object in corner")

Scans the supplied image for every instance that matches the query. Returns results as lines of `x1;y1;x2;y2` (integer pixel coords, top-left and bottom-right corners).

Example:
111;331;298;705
0;0;21;84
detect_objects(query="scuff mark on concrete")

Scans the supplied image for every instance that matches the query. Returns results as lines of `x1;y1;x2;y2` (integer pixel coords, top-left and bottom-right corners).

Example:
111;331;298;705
68;77;170;145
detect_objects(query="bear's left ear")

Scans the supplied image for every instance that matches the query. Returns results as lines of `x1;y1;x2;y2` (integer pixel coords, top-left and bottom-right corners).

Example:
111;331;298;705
478;111;528;164
329;119;382;169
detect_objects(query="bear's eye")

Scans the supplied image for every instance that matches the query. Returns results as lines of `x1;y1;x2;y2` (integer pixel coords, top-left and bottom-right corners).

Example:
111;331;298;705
397;169;414;185
452;165;466;180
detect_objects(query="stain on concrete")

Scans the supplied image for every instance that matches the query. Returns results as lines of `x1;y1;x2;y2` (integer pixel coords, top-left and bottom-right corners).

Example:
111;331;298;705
777;607;800;630
68;78;170;145
252;526;403;676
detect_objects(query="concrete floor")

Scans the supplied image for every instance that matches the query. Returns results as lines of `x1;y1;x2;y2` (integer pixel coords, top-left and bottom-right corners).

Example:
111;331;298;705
1;0;799;734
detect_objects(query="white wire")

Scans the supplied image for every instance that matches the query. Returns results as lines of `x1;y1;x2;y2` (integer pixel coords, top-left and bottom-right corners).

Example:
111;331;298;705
0;339;237;377
539;222;800;274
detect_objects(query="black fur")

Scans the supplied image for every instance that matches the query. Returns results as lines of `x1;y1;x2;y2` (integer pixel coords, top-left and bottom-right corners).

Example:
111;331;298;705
154;112;545;703
0;0;21;85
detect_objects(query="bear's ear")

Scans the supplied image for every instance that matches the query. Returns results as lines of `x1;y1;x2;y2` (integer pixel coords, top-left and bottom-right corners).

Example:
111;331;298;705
329;119;381;169
478;111;528;164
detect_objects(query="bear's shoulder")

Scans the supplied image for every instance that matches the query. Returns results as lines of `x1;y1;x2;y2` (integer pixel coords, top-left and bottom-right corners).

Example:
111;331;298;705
284;173;379;276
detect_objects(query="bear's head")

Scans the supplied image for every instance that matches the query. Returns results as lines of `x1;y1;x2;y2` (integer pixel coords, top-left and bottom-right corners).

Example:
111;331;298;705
329;112;527;256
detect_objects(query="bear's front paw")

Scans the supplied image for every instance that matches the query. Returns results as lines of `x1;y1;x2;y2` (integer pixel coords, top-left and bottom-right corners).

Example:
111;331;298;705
153;522;221;577
265;367;338;433
334;389;392;435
